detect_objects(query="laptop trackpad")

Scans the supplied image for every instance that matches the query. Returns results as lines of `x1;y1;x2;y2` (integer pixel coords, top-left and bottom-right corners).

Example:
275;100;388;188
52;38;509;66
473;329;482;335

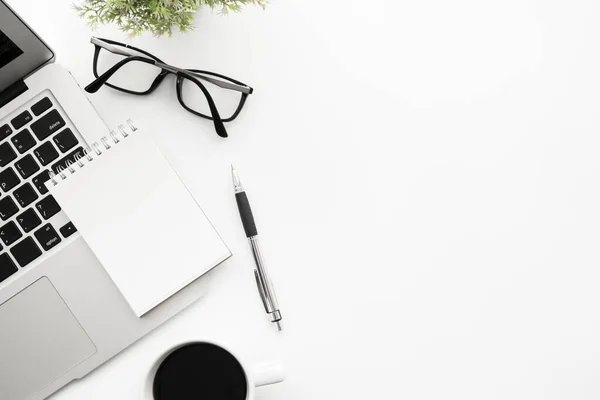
0;277;96;400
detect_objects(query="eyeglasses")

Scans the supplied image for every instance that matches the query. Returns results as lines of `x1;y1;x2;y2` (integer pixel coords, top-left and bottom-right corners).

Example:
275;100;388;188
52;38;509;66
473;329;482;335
85;37;254;138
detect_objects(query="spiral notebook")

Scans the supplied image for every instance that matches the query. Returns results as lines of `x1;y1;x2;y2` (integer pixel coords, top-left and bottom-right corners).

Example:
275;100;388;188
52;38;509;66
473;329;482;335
47;120;232;317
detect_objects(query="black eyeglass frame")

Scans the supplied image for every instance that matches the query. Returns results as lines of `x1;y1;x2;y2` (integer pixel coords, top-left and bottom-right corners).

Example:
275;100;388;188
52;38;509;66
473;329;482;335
86;37;254;138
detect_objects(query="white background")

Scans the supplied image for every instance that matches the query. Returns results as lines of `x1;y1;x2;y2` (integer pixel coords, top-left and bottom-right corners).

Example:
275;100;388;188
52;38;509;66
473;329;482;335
9;0;600;398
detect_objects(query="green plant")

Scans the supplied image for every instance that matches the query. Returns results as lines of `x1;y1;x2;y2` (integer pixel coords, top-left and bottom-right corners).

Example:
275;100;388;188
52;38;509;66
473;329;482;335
74;0;267;37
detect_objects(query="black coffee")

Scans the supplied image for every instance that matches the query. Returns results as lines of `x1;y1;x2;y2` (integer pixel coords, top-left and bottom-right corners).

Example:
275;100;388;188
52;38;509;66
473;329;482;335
153;343;248;400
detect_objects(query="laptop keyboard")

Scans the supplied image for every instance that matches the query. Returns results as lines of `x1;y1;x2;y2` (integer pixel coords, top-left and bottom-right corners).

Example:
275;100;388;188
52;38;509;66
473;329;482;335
0;95;81;284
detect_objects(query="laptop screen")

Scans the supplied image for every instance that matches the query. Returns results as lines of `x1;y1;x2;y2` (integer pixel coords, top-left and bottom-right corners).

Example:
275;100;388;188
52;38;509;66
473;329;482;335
0;30;24;70
0;1;53;95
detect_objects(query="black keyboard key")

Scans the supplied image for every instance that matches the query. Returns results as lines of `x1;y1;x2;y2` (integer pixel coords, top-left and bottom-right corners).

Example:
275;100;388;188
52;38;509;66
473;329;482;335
10;237;42;267
0;221;22;246
0;142;17;167
11;129;36;154
14;154;40;179
0;167;20;193
11;111;33;130
32;170;50;195
16;208;41;233
53;129;78;153
31;97;52;116
51;147;84;174
30;110;65;141
0;197;18;221
13;183;38;207
0;253;17;283
34;223;61;251
34;141;59;166
59;221;77;238
0;124;12;141
35;195;61;220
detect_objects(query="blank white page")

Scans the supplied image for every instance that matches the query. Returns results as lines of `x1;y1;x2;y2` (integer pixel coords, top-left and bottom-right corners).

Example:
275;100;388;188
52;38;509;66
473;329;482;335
48;131;231;316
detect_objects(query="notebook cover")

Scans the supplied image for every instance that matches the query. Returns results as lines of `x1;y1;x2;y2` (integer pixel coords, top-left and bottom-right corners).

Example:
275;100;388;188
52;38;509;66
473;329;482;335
47;130;231;316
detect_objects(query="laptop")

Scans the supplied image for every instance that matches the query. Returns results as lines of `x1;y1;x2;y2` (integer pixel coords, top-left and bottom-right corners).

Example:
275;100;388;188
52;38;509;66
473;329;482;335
0;3;210;399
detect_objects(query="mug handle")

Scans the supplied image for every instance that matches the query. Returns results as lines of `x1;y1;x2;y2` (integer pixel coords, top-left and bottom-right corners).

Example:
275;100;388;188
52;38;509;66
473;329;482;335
252;360;286;387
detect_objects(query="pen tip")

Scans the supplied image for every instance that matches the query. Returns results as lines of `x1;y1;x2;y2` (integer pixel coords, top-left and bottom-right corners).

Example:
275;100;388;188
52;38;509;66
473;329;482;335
275;320;283;331
231;166;242;189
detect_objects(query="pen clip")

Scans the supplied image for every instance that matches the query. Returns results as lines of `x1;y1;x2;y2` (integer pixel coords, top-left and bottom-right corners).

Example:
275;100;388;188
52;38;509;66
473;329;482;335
254;269;270;312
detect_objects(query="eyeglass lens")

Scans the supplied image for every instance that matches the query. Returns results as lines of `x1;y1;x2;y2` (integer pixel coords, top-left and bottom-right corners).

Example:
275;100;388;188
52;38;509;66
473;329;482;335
179;75;245;121
95;45;162;93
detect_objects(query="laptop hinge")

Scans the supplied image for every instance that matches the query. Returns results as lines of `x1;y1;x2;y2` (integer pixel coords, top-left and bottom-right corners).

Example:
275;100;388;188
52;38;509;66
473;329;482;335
0;80;29;109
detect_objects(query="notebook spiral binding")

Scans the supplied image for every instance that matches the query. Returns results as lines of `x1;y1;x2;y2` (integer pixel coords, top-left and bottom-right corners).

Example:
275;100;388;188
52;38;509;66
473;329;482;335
48;119;138;186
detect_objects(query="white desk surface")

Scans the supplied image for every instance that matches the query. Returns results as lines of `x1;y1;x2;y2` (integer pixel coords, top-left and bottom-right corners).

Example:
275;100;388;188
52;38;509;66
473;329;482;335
11;0;600;399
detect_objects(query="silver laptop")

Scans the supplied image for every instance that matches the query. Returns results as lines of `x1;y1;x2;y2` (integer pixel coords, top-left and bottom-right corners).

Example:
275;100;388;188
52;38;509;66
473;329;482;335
0;3;211;399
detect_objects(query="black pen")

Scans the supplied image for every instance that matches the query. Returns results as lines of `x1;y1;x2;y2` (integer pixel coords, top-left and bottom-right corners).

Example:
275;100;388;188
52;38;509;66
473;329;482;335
231;166;283;331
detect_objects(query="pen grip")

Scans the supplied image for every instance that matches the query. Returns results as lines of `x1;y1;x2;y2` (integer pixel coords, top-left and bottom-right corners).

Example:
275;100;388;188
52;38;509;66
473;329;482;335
236;192;258;237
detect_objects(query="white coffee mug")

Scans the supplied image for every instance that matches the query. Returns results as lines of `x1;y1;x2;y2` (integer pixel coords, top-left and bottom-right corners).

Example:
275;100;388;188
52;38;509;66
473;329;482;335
145;339;285;400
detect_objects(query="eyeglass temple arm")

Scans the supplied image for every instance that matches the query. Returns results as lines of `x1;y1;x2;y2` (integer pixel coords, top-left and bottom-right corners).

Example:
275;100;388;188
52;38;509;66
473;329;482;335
91;37;137;58
188;71;253;94
155;62;252;94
